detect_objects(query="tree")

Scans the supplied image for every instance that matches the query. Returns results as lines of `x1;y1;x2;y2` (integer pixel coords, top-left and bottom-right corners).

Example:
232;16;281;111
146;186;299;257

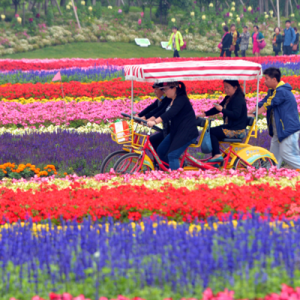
141;0;158;20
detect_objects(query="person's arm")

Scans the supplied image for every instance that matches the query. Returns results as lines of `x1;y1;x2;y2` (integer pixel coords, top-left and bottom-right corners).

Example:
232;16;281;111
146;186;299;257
178;32;184;47
249;105;266;117
138;100;158;117
249;94;269;113
159;96;187;123
291;28;296;45
145;98;171;119
264;90;286;109
205;98;227;116
167;34;173;46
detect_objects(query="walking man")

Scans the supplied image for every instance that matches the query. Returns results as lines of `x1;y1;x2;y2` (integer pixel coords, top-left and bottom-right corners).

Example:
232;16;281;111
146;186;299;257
283;20;296;55
249;67;300;169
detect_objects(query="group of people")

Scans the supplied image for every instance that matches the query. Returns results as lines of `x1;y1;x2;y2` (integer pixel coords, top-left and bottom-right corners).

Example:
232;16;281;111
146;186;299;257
166;21;300;58
220;20;299;58
137;67;300;171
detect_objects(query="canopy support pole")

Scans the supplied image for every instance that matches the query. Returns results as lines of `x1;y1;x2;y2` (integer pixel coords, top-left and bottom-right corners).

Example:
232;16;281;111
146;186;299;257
243;80;246;94
256;76;259;124
131;80;134;120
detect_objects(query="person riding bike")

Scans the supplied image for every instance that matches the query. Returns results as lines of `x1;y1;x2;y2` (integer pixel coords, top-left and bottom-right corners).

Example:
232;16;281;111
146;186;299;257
199;80;248;163
147;81;198;170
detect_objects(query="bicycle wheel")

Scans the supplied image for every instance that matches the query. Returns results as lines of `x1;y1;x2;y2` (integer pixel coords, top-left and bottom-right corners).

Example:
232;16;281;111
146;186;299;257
234;157;276;170
100;150;129;173
114;153;152;174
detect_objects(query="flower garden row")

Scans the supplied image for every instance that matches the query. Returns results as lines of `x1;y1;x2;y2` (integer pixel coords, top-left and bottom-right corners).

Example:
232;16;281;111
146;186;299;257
1;56;300;71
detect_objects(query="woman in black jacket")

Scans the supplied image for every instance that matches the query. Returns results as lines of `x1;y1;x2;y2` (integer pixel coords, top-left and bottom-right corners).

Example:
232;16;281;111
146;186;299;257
220;25;233;57
201;80;248;163
147;81;198;170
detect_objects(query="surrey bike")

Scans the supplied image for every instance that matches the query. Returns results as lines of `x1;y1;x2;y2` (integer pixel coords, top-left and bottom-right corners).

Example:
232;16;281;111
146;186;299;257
107;59;277;173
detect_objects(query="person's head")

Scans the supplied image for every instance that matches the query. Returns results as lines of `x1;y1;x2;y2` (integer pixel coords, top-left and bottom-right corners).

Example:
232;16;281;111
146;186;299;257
172;26;178;33
230;24;236;32
253;25;259;32
152;83;164;99
223;80;244;97
294;27;298;32
223;25;229;33
243;25;248;33
274;27;280;34
159;81;187;100
286;20;291;29
263;67;281;89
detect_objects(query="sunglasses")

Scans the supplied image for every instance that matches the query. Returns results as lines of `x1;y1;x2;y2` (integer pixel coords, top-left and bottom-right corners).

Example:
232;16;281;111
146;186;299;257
159;86;176;91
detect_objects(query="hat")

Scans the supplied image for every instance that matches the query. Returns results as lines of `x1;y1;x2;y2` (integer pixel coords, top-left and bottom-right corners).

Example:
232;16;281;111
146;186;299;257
152;83;164;88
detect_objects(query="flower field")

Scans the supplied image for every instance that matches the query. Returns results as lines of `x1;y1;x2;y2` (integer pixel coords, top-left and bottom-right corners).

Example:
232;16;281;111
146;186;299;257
1;56;300;300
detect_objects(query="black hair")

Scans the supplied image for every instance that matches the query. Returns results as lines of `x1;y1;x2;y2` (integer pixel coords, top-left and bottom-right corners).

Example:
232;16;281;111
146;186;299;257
176;81;188;97
294;27;298;32
172;26;178;30
274;27;280;32
243;25;248;29
254;25;259;30
286;20;291;23
223;80;245;98
263;67;281;83
223;25;229;32
230;24;236;28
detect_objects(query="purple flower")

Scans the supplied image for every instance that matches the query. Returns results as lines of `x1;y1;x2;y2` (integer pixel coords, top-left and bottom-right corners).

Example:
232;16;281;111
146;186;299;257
118;9;122;13
29;18;33;22
36;13;40;18
243;7;247;12
256;7;260;11
226;12;230;17
297;4;300;9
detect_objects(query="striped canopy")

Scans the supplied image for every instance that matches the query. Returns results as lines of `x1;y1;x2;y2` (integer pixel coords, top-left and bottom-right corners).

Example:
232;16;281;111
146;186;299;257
124;60;263;82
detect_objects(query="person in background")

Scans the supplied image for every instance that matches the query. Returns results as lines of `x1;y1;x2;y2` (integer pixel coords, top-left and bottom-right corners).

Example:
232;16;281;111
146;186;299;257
229;24;240;57
168;26;184;58
282;20;296;56
249;67;300;169
292;27;299;54
220;25;232;57
198;80;248;163
252;25;264;57
272;27;282;56
240;25;250;57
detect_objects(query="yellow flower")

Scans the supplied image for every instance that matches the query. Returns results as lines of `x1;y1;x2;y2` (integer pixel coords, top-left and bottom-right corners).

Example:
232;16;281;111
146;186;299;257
247;6;252;12
222;22;226;26
269;10;273;15
190;11;195;16
202;15;206;20
209;3;213;7
291;13;295;17
185;29;189;33
231;7;235;11
265;14;269;19
81;0;85;5
231;1;235;5
236;17;240;22
1;14;5;20
107;5;112;9
66;5;70;9
17;17;22;23
171;18;176;23
88;6;92;11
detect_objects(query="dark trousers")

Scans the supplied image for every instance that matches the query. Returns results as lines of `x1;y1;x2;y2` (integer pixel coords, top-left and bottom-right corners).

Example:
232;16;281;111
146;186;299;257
220;49;230;57
173;50;180;57
229;49;239;57
274;50;280;56
283;45;292;55
241;50;246;57
210;126;226;156
149;132;164;152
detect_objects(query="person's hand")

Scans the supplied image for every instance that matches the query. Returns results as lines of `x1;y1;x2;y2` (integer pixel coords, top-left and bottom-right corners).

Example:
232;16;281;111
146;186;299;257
147;120;156;127
147;116;155;121
140;116;146;120
291;43;294;47
197;113;206;118
272;40;275;44
248;114;255;118
220;43;223;47
215;104;223;112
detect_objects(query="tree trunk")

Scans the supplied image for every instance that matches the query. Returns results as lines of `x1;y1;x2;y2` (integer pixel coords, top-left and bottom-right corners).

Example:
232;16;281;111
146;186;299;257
269;0;277;15
289;0;293;13
44;0;48;16
265;0;269;12
150;6;152;20
14;4;18;14
37;2;41;13
285;0;289;17
52;0;62;15
22;1;25;26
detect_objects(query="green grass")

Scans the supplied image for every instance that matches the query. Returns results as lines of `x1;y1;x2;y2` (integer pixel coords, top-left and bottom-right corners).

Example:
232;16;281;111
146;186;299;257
2;42;219;59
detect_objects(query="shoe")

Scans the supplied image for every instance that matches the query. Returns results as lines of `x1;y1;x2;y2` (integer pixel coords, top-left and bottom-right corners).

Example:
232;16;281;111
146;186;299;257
208;156;224;163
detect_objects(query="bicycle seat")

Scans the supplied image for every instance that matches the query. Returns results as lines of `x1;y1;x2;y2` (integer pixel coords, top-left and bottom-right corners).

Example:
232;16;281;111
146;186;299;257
221;138;243;143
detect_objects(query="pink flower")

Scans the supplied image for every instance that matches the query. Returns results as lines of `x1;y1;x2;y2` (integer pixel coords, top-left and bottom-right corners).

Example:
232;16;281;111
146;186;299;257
141;12;144;17
138;18;142;25
118;9;122;13
29;18;33;22
15;14;19;17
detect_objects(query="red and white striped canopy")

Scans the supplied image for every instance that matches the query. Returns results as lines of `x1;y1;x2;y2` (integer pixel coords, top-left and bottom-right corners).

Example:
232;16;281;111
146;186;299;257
124;60;263;82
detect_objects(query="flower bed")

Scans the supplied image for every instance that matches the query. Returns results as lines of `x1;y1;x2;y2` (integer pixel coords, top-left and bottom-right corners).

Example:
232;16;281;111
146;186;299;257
1;217;300;300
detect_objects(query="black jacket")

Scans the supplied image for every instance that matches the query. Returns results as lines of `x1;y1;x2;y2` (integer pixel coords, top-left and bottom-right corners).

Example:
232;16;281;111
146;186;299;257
205;92;248;131
222;33;233;50
138;99;160;118
145;97;172;137
160;95;198;153
273;34;282;52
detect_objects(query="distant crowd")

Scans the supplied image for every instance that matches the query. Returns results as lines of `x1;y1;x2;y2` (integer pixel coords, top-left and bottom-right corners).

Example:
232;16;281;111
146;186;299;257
167;20;299;58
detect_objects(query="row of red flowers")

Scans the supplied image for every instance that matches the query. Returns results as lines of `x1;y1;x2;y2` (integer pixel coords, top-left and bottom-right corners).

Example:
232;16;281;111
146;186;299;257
1;76;299;99
1;182;299;223
9;284;300;300
0;56;299;71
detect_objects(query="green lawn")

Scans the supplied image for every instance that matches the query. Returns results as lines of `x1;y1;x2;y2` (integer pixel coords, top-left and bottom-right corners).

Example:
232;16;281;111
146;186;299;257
2;42;219;59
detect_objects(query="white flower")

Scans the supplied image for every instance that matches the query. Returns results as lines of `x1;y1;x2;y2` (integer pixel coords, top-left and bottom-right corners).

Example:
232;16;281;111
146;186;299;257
88;6;92;11
171;18;176;22
202;15;206;20
107;5;112;9
94;251;100;258
209;3;213;7
222;22;226;26
190;11;195;16
231;7;235;11
229;12;233;17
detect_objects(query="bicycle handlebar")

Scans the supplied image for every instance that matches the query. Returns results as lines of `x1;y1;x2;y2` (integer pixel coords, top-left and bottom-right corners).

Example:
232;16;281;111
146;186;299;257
133;116;162;132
